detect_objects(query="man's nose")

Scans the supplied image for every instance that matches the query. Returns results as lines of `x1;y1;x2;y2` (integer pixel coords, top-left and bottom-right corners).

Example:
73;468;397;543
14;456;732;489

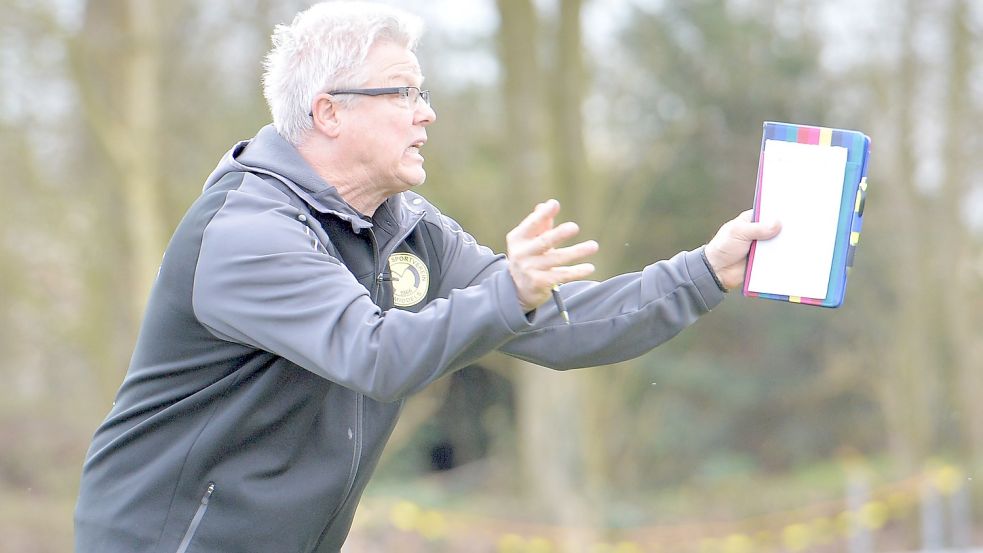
415;101;436;125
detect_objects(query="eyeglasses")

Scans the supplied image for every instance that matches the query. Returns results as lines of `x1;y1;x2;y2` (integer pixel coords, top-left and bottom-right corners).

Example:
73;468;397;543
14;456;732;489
328;86;431;107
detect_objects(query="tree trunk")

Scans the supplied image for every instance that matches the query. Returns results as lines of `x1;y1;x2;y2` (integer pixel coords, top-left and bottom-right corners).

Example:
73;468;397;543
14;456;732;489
872;0;937;472
939;0;983;465
72;0;167;328
496;0;599;548
119;0;167;322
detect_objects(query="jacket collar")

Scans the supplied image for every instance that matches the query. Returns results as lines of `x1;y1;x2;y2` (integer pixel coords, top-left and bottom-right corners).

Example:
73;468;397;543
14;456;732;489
210;125;423;234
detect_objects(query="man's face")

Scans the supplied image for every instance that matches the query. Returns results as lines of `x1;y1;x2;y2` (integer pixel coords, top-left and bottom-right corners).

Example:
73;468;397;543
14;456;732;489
338;41;436;194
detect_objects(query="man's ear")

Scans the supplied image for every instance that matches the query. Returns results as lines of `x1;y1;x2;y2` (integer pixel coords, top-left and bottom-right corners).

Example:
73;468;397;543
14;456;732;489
311;93;342;138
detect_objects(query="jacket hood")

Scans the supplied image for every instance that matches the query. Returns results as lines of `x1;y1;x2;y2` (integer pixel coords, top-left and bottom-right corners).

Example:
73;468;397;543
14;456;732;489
203;124;401;231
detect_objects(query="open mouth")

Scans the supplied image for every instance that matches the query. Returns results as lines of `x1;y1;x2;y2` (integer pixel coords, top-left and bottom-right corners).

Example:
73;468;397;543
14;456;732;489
407;139;426;156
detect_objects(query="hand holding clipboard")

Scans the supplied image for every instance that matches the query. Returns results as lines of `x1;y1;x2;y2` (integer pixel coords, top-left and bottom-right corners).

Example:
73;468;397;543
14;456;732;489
743;122;871;308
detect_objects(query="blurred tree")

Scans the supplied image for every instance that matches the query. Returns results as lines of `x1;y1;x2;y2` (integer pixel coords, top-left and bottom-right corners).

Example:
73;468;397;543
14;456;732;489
842;0;983;472
68;0;168;326
494;0;601;545
489;0;839;530
3;0;980;549
428;0;870;520
0;1;298;549
873;0;940;472
939;0;983;467
596;0;847;486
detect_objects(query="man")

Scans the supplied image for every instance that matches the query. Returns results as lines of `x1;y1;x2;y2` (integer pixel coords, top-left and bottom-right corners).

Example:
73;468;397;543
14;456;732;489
74;2;779;552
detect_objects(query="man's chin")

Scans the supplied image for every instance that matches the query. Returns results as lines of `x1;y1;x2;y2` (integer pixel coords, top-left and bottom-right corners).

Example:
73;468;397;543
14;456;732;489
402;171;427;188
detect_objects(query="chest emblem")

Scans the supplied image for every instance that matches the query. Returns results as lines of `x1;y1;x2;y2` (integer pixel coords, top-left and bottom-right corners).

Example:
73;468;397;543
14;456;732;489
388;252;430;307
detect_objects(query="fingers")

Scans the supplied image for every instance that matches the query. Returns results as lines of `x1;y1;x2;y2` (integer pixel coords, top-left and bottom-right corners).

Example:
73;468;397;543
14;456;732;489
545;262;597;284
509;199;561;241
507;199;599;311
704;210;782;291
511;221;588;259
507;200;598;267
530;240;599;274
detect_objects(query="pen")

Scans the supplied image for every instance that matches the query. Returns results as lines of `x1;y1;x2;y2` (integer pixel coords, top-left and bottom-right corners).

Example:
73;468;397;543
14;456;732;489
551;284;570;324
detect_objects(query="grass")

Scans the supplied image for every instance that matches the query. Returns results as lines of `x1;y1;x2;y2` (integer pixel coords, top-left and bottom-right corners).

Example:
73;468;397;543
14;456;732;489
350;455;957;551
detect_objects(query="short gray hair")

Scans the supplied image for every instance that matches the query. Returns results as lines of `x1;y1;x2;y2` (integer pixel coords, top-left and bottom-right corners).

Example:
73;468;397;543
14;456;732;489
262;2;424;145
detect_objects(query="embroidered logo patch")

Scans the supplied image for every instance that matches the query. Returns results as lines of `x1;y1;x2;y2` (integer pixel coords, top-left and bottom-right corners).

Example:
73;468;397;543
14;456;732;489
388;252;429;307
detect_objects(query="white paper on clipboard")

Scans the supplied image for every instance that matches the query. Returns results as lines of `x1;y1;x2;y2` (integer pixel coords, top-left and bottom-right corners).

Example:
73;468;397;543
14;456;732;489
746;139;848;299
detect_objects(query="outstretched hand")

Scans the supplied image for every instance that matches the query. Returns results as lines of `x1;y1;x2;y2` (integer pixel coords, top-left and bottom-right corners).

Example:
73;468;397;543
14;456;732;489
704;210;782;291
506;200;599;313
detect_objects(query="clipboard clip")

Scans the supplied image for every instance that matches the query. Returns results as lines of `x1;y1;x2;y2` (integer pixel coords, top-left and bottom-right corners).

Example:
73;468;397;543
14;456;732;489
855;177;868;216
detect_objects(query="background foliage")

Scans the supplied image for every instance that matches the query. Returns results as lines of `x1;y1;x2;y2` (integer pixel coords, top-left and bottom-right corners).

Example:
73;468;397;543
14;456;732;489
1;0;981;551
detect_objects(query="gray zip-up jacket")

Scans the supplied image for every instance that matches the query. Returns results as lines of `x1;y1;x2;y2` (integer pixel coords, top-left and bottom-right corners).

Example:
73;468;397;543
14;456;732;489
74;125;725;553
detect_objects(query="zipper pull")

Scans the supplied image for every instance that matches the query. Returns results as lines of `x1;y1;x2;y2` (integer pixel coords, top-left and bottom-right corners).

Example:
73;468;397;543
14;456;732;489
202;482;215;505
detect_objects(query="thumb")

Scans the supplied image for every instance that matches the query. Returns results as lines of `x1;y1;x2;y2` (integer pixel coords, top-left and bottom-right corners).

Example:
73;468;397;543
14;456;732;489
734;218;781;241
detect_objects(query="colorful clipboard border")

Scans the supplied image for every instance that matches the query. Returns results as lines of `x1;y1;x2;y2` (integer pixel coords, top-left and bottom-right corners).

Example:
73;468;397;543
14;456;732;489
743;121;871;308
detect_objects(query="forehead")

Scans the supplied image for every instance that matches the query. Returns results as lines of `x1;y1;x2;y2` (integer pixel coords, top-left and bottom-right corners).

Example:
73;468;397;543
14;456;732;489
363;40;424;83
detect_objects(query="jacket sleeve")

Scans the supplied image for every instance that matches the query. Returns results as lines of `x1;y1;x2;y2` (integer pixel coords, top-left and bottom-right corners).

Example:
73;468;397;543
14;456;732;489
501;248;725;369
431;211;727;370
191;177;532;403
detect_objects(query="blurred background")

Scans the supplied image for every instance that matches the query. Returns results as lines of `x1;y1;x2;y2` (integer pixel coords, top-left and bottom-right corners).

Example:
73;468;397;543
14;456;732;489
2;0;982;551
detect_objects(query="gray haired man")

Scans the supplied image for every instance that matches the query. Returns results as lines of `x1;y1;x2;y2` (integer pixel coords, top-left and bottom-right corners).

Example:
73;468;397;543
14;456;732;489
74;3;779;552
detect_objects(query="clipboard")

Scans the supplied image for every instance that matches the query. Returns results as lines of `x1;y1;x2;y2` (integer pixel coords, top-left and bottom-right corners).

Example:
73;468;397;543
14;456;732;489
743;121;870;308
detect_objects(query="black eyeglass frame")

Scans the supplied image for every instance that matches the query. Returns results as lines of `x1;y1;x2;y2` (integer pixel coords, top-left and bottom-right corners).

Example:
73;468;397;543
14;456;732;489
308;86;431;116
329;86;430;105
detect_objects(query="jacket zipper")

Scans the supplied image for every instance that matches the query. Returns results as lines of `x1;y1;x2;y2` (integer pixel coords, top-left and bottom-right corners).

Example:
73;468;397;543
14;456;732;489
312;214;423;549
334;226;377;514
373;211;426;304
368;229;384;306
383;212;426;265
339;394;364;503
175;482;215;553
314;393;364;548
